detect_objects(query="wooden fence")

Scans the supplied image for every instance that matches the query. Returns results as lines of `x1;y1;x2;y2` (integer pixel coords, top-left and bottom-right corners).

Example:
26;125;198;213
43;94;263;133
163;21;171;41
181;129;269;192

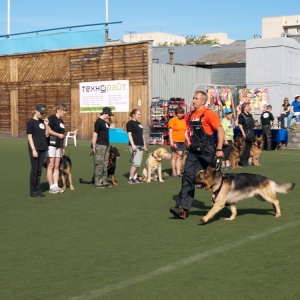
0;41;151;139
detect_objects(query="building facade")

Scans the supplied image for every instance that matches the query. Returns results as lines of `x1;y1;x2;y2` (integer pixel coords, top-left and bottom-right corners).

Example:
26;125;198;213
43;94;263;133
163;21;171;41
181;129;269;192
262;15;300;38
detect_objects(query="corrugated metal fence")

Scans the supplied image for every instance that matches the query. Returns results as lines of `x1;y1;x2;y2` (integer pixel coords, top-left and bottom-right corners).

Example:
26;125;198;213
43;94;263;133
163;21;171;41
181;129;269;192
151;63;211;107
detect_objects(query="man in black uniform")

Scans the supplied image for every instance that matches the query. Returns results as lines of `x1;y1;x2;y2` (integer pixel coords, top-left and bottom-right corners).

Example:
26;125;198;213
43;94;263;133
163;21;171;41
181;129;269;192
260;105;274;150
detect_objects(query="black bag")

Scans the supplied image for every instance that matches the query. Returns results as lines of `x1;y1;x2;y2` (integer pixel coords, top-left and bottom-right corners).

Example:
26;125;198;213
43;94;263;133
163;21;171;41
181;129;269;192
188;143;204;153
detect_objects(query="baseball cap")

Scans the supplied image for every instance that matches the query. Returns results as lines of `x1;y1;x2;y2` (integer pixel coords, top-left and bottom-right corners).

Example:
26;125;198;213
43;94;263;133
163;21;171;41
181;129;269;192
224;108;232;114
295;95;300;98
101;106;114;116
35;104;46;114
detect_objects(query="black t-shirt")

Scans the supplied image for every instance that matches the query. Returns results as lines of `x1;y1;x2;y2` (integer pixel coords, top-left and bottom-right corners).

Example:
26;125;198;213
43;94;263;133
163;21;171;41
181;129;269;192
48;114;65;148
261;111;274;125
126;120;144;146
94;118;110;146
26;118;48;151
282;103;290;113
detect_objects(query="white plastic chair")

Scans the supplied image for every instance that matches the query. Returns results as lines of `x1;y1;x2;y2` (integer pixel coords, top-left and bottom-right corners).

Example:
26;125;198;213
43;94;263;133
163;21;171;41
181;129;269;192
65;129;78;146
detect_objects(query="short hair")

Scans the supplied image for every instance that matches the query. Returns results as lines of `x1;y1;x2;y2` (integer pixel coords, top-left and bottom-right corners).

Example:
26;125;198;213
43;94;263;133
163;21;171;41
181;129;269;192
175;106;185;115
194;90;207;102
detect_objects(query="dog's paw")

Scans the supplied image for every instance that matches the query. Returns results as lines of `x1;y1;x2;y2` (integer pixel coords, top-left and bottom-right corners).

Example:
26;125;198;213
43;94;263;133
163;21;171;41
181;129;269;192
70;186;75;191
159;180;164;183
199;218;207;223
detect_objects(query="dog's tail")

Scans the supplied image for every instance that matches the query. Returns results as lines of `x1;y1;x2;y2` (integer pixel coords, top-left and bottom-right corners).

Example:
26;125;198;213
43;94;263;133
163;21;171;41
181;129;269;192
79;178;94;184
275;182;295;194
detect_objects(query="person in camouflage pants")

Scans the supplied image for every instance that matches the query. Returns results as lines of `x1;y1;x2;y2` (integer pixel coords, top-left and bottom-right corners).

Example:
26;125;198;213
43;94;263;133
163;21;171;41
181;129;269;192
92;107;115;188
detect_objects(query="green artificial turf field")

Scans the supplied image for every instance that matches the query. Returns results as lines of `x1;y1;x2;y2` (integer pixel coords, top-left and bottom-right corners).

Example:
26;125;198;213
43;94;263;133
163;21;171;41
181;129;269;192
1;138;300;300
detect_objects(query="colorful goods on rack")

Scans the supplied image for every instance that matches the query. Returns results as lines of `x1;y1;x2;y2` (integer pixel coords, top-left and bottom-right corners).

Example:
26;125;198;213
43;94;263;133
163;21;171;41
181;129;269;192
238;87;269;113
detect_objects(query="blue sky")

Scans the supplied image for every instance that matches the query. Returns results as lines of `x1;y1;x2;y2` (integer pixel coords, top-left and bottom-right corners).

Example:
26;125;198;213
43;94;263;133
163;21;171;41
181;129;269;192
0;0;299;40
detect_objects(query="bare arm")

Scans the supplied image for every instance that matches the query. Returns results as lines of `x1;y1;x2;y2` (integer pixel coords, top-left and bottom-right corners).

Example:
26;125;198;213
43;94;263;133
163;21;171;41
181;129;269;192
238;124;246;138
92;132;98;154
127;132;137;152
216;126;225;158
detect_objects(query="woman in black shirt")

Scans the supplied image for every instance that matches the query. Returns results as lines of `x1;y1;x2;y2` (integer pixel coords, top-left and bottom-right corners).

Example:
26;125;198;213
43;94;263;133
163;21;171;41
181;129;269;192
27;104;49;197
126;109;147;184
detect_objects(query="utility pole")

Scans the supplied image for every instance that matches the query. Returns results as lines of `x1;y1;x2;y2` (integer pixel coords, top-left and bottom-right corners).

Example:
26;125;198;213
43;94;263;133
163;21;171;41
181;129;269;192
7;0;11;37
105;0;109;42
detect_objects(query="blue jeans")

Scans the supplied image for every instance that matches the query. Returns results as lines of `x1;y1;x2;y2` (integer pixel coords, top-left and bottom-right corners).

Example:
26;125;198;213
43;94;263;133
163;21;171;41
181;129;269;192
287;114;300;127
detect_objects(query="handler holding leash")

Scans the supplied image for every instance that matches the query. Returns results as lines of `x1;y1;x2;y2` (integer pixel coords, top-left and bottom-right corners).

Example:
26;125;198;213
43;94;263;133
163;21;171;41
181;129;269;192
170;91;225;219
92;107;115;188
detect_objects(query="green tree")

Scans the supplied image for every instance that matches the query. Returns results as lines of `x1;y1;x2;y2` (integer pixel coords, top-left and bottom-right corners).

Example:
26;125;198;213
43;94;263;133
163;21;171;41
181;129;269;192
157;34;220;46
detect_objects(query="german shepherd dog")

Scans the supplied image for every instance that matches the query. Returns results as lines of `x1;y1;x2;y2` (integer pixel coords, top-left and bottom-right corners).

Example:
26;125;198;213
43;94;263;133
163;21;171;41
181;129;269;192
60;155;74;191
229;136;245;168
43;155;74;191
194;165;295;223
79;146;120;186
249;135;263;166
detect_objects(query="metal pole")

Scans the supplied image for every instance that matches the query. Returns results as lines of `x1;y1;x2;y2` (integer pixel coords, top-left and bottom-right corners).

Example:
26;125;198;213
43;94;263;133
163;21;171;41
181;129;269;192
105;0;109;42
7;0;11;36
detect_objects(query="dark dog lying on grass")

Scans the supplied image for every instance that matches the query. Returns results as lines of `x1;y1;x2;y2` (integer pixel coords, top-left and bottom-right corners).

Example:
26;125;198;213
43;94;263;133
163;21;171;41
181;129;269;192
43;155;74;191
194;165;295;223
79;146;120;186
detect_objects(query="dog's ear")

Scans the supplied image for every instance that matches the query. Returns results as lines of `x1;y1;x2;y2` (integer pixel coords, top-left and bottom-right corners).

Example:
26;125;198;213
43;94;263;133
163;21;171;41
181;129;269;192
156;149;161;157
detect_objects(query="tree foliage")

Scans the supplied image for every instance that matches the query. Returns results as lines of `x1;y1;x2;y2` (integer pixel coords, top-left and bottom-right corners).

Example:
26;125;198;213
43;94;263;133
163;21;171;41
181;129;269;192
157;34;220;47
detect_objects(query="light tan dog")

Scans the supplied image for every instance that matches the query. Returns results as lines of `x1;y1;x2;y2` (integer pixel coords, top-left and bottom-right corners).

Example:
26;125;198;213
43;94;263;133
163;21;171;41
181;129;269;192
142;148;171;182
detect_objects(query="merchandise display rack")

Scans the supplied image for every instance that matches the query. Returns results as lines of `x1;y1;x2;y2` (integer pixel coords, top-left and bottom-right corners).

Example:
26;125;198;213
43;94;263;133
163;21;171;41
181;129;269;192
149;97;186;145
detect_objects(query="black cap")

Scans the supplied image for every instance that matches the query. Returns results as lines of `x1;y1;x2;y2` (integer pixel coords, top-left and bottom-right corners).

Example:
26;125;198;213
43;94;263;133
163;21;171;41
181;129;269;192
35;104;46;114
101;107;114;116
267;105;272;109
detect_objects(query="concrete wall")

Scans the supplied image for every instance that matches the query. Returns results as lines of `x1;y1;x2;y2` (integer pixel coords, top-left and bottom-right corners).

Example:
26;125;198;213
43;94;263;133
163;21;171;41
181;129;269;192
246;37;300;116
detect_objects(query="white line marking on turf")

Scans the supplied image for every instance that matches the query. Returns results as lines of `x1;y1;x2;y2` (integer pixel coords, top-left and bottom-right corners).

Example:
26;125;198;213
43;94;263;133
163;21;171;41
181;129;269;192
69;220;300;300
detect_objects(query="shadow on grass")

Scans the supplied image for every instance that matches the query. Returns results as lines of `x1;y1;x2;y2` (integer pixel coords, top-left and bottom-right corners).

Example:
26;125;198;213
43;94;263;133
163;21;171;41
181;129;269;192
170;193;275;223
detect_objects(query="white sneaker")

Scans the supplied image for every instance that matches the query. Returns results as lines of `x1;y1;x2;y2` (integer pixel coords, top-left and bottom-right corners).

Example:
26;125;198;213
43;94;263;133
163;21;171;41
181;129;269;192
49;187;59;194
58;187;65;193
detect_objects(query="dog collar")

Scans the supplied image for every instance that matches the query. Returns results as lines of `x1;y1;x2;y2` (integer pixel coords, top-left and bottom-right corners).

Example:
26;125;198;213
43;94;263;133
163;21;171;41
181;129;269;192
152;153;162;162
213;173;226;198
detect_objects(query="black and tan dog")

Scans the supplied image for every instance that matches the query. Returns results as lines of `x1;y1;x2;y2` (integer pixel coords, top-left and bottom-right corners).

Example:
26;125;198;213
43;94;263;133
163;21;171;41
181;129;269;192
194;165;295;223
248;135;264;166
60;155;74;191
43;155;74;191
79;146;120;186
229;136;245;168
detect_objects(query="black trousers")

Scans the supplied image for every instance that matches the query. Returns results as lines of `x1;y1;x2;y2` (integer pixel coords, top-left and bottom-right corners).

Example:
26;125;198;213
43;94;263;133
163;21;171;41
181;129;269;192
29;149;46;196
239;140;252;165
262;125;272;150
176;150;212;211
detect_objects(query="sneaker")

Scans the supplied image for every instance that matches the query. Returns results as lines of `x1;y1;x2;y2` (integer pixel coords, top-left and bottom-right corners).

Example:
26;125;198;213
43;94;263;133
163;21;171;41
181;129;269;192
58;187;65;193
172;174;177;178
96;184;113;188
177;173;183;177
128;179;137;184
169;206;187;219
49;187;59;194
132;178;143;183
